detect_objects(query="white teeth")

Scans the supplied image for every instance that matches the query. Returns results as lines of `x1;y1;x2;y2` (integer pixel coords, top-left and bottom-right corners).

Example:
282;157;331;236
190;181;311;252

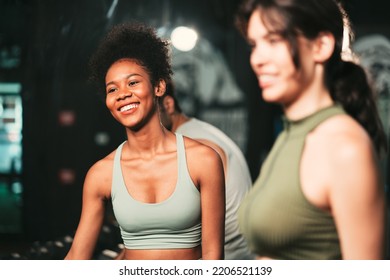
258;74;276;85
120;103;138;112
259;74;273;81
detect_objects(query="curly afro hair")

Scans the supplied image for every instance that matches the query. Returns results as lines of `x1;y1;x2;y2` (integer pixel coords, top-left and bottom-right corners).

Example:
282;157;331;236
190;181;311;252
88;21;173;98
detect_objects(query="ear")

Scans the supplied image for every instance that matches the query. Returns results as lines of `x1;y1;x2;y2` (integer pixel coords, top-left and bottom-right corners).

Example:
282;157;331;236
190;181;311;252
154;79;166;97
313;32;335;63
162;95;176;114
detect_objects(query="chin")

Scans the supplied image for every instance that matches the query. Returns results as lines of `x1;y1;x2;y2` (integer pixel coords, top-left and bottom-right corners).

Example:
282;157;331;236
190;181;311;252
261;91;283;104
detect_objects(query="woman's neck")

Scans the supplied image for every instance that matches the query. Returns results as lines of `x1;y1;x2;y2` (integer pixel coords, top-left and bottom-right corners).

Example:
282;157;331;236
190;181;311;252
284;93;334;121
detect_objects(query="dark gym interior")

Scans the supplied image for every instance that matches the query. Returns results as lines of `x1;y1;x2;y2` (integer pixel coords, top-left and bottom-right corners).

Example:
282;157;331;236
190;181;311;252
0;0;389;260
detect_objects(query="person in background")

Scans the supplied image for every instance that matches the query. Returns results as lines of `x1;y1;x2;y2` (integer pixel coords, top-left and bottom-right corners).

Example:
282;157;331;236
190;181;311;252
159;79;254;259
236;0;387;259
65;22;225;260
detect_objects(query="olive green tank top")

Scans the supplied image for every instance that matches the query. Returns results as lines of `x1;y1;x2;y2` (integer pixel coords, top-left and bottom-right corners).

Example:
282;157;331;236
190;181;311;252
238;104;345;259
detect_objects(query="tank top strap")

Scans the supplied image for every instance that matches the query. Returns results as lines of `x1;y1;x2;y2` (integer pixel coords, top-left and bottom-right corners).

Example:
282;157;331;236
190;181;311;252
175;133;187;178
114;141;126;161
112;141;126;199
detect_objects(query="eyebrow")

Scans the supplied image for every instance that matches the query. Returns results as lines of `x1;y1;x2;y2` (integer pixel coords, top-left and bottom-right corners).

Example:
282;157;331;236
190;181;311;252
105;73;142;88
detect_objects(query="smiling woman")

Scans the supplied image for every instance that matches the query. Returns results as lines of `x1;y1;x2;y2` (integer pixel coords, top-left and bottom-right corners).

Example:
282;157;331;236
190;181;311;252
64;22;225;260
236;0;387;260
104;59;158;130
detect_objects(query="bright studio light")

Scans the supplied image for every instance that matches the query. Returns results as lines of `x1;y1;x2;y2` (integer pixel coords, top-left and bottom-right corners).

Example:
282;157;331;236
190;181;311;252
171;26;198;52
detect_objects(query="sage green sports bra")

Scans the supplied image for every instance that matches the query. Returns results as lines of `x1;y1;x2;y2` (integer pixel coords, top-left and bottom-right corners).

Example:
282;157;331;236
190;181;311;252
111;133;201;250
239;104;345;259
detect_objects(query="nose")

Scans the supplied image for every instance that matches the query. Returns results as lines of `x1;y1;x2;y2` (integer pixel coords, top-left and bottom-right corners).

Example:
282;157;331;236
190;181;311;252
116;88;132;101
250;46;267;70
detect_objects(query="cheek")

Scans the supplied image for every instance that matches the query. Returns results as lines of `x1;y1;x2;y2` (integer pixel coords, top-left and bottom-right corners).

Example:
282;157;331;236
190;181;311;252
105;95;115;110
277;56;298;85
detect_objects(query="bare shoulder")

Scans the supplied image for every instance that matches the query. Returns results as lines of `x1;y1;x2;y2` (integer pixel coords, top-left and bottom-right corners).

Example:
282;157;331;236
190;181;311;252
182;136;224;185
314;114;375;161
183;136;221;161
312;114;381;194
84;149;116;199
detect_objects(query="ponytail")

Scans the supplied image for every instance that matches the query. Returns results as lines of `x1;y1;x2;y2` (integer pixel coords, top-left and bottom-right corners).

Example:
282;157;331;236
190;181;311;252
326;60;387;155
235;0;387;155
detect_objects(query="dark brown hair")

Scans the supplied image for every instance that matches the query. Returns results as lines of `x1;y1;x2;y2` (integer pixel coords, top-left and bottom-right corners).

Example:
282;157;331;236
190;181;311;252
236;0;387;154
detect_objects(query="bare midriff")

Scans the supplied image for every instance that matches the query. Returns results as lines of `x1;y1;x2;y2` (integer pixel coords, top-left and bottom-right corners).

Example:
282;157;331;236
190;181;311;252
123;245;202;260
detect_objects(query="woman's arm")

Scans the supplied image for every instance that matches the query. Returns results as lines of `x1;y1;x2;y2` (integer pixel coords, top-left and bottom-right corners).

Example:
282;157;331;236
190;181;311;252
65;161;111;260
329;126;386;259
194;143;225;260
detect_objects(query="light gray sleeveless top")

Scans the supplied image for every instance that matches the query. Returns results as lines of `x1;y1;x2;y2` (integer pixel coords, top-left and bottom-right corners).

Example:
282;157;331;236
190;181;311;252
111;133;201;249
177;118;254;259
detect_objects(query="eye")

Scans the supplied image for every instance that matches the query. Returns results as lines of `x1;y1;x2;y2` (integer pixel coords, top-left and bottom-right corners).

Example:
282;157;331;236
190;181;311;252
268;35;283;45
106;87;117;94
247;39;255;50
128;80;139;87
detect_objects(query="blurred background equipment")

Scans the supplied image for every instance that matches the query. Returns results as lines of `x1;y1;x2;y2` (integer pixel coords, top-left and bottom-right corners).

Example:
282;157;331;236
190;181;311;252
0;0;388;259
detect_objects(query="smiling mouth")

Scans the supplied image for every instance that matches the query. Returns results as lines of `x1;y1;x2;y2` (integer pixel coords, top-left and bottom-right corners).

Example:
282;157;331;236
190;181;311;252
258;74;276;88
119;103;139;112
